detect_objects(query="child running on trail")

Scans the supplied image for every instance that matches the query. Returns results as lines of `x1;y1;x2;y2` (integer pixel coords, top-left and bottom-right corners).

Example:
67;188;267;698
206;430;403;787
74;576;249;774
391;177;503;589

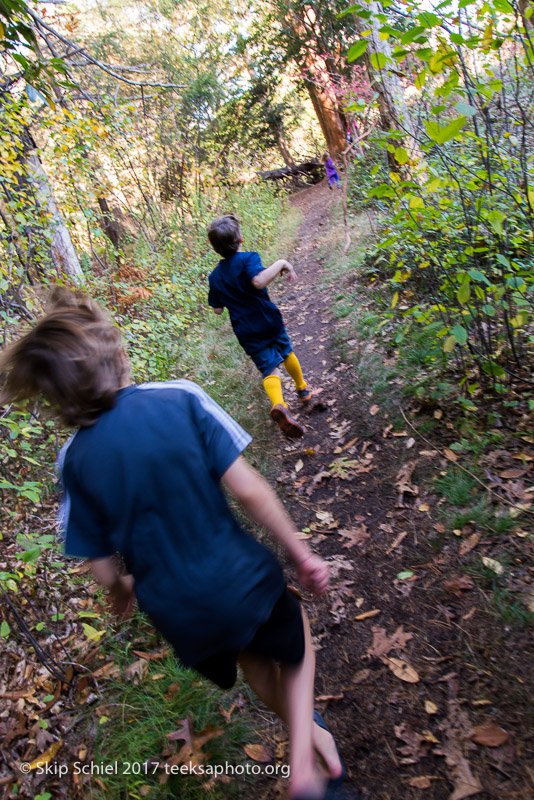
322;153;340;189
207;213;311;439
0;289;349;800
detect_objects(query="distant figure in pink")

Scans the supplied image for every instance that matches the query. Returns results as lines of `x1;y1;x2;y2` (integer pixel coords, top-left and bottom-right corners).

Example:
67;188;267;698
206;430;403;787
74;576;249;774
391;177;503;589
322;152;340;189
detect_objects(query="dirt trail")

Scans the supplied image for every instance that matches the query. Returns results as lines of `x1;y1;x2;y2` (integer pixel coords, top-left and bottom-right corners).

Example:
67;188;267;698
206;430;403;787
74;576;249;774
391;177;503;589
260;181;533;800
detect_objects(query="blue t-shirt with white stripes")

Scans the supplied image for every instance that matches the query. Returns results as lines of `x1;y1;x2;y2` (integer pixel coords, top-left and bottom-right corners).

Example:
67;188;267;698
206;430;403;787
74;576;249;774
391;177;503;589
59;380;284;665
208;251;285;355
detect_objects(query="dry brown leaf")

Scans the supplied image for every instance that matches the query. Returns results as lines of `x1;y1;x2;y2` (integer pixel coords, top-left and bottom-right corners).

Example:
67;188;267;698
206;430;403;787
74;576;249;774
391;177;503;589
444;448;459;462
435;682;482;800
434;409;443;419
133;647;170;661
351;669;371;685
315;693;344;702
243;743;273;763
370;404;379;416
408;776;433;789
459;533;480;556
394;723;430;764
295;459;304;473
425;700;438;714
124;659;148;684
444;575;475;597
395;460;419;507
367;625;413;659
337;525;370;549
352;609;381;621
163;682;181;702
499;467;526;479
384;657;420;683
165;717;223;769
385;530;408;555
471;723;509;747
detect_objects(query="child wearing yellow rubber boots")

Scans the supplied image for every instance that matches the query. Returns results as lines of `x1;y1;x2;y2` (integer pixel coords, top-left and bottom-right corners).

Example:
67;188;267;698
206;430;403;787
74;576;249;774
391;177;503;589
207;213;311;438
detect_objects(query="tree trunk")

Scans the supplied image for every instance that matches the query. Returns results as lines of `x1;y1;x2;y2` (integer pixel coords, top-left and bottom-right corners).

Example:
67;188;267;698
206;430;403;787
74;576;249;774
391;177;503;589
288;11;347;157
305;76;347;157
24;141;84;285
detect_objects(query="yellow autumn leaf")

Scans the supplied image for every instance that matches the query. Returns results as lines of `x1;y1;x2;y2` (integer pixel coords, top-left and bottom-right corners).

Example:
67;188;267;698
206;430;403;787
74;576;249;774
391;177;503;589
424;700;438;714
391;291;399;309
27;739;63;770
385;657;420;683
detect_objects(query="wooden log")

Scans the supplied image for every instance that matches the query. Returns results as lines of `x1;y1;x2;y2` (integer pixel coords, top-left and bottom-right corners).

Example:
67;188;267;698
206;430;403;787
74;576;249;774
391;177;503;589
257;160;323;183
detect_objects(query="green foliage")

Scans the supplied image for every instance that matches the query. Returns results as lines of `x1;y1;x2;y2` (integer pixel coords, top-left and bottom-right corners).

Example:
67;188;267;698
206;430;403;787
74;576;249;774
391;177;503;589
344;0;534;407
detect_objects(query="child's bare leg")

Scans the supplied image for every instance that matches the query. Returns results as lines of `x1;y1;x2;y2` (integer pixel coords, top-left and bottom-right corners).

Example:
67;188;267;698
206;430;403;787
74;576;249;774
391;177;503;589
279;610;324;799
239;611;342;797
239;650;342;780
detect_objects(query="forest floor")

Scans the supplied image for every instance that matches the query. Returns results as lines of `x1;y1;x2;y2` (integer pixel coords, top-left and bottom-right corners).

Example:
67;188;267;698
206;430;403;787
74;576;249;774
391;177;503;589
254;179;534;800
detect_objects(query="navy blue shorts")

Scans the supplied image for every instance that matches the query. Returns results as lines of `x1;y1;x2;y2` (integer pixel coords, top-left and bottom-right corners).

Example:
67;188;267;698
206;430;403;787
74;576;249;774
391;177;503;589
248;329;293;377
193;588;305;689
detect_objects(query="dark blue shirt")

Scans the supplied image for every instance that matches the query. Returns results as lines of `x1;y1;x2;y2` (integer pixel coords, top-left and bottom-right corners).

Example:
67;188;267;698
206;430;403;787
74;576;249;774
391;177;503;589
59;380;285;665
208;251;285;354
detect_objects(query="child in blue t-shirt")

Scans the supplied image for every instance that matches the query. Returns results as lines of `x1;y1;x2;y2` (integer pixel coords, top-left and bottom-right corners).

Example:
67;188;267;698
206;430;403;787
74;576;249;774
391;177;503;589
207;214;311;439
0;289;346;800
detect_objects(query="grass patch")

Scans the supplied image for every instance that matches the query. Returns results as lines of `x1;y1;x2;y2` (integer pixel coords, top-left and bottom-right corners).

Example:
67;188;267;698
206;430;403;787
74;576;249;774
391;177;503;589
89;651;253;800
434;469;479;506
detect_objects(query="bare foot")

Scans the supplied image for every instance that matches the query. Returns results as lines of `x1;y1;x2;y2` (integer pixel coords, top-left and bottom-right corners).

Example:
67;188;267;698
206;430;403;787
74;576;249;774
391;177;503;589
290;763;328;800
313;719;344;780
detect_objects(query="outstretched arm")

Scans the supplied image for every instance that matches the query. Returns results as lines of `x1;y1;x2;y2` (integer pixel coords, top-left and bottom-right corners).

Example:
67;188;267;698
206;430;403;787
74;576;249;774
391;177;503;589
222;456;329;596
251;259;297;290
90;557;136;618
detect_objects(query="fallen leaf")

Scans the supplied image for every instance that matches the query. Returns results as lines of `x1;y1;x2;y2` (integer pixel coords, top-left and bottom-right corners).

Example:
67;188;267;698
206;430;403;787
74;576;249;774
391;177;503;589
395;461;419;507
434;409;443;419
394;723;430;764
27;739;63;770
471;723;509;747
444;448;459;462
385;530;408;554
124;659;148;684
164;682;181;701
295;459;304;473
459;533;480;556
444;576;475;597
133;647;170;661
385;657;420;683
499;468;526;479
351;669;371;685
165;717;223;769
406;437;416;449
243;743;273;763
315;693;344;702
408;775;433;789
337;525;370;549
367;625;413;659
316;510;335;525
352;609;381;621
418;503;430;512
425;700;438;714
397;570;414;580
481;557;504;575
370;404;379;416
